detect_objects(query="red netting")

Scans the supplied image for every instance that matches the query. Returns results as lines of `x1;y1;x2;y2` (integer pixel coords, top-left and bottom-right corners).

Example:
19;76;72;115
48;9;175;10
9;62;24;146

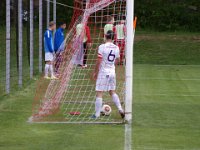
31;0;127;123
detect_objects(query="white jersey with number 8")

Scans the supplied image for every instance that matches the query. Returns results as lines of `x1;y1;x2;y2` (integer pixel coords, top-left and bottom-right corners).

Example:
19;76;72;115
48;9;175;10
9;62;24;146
96;42;120;91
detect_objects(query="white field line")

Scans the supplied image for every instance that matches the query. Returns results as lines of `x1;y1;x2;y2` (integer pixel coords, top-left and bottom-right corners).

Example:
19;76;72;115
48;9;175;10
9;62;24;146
124;124;132;150
153;64;200;67
27;121;123;124
135;147;191;150
141;94;200;97
135;78;200;81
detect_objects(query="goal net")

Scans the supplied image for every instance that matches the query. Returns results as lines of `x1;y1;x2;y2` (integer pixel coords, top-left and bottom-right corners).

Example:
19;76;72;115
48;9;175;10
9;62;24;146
30;0;128;124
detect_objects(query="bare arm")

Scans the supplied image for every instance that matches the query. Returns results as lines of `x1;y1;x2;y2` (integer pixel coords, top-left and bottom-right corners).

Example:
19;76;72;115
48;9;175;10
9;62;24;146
115;58;120;65
93;57;102;80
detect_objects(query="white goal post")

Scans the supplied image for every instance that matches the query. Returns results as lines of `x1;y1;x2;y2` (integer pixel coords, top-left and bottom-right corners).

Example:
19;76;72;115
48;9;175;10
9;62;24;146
125;0;134;150
125;0;134;123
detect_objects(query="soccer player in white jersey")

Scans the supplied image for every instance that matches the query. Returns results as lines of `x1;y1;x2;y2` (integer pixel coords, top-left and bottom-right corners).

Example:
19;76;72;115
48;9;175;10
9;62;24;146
115;20;126;65
104;16;115;40
92;30;125;119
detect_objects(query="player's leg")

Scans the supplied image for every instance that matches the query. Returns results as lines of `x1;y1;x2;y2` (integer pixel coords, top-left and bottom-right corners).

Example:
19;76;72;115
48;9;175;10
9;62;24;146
49;61;58;79
109;90;123;111
109;90;125;118
54;52;60;74
44;61;50;79
92;73;107;118
94;91;103;118
121;40;125;65
108;74;125;118
46;52;58;79
119;41;124;65
44;52;52;79
116;40;123;65
49;61;54;77
82;42;88;68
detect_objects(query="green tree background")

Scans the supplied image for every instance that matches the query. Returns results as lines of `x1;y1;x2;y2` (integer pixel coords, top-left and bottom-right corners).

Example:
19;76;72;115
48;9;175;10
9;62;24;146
0;0;199;31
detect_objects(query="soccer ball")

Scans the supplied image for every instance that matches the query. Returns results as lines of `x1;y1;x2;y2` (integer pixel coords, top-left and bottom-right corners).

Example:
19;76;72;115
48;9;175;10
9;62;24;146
101;104;112;116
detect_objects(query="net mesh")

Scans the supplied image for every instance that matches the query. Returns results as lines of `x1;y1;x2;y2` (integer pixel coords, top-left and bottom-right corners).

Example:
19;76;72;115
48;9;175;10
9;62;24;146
31;0;127;123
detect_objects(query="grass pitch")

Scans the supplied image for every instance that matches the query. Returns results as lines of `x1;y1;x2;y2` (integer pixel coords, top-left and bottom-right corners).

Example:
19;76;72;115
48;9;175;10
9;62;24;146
134;64;200;150
0;31;200;149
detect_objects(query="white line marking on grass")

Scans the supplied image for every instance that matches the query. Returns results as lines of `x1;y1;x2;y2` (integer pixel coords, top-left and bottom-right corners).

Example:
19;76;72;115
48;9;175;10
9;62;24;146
135;147;186;150
135;78;200;81
134;147;161;150
27;121;123;124
124;123;132;150
154;64;200;67
142;94;200;97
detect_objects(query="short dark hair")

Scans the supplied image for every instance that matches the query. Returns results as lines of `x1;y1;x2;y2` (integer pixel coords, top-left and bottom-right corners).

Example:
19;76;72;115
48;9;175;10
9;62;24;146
59;22;66;26
105;30;114;40
107;15;114;22
49;21;56;27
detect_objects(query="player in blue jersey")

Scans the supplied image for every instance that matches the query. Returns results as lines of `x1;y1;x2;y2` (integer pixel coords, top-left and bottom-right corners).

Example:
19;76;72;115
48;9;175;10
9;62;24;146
54;22;66;52
54;22;66;74
44;21;58;79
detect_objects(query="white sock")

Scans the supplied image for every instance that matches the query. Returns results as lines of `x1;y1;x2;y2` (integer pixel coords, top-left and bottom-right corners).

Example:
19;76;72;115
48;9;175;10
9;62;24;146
49;64;54;77
95;97;102;117
45;64;49;77
112;93;123;111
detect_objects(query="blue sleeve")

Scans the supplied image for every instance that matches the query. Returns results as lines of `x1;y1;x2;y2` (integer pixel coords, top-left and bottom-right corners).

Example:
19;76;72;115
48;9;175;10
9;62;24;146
54;30;59;52
45;31;54;53
54;29;65;52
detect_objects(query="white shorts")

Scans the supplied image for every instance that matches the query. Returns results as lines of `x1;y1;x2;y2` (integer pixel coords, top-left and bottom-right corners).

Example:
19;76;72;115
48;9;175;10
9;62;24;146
96;73;116;92
45;52;54;61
